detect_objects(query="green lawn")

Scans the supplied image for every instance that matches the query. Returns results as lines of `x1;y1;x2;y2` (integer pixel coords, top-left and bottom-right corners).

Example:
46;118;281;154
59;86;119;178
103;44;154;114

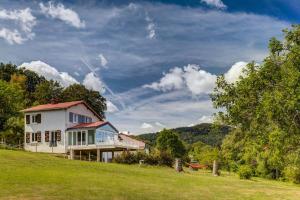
0;150;299;200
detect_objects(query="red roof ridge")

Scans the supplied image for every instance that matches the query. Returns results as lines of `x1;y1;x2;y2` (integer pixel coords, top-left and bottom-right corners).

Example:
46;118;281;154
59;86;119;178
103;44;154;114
21;100;102;120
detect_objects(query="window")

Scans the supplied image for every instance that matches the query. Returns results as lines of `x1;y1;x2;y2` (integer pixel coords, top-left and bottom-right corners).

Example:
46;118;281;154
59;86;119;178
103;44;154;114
82;131;86;145
32;114;41;123
72;132;77;145
25;115;30;124
88;130;95;144
69;112;74;123
86;117;92;123
68;132;72;145
32;132;38;142
77;131;81;145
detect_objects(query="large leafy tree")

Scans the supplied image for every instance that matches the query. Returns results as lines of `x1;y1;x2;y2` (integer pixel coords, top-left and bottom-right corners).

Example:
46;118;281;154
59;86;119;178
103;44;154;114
34;80;63;105
0;80;24;142
211;25;300;182
156;129;186;158
62;84;107;119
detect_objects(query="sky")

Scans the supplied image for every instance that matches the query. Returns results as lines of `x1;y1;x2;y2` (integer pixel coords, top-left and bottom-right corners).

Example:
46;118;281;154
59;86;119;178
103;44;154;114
0;0;298;134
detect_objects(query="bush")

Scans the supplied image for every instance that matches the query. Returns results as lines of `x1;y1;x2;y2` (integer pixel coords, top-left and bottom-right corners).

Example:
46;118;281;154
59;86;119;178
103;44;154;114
238;165;253;179
114;150;174;167
284;165;300;184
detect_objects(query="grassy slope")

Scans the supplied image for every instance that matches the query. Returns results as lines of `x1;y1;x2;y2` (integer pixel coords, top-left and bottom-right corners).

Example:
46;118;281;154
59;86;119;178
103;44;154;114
0;150;299;200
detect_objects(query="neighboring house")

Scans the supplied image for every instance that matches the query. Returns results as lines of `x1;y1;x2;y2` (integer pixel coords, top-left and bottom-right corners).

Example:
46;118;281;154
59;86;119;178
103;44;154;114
22;100;145;162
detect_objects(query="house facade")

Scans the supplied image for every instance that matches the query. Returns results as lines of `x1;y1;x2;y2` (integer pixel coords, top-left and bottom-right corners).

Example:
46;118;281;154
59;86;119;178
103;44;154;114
22;101;145;162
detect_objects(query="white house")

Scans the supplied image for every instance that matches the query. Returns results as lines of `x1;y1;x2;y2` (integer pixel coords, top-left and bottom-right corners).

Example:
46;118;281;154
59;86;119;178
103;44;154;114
22;100;145;162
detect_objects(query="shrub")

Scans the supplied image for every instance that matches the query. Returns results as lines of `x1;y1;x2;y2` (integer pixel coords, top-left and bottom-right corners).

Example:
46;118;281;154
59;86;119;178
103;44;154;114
284;165;300;184
238;165;253;179
114;150;174;167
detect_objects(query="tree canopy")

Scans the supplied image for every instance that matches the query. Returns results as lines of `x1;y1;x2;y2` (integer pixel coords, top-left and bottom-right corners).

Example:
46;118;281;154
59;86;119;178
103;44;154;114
211;25;300;183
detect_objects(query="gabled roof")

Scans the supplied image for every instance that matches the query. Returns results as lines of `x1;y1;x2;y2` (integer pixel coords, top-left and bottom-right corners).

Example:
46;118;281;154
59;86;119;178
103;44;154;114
21;100;102;120
67;121;118;132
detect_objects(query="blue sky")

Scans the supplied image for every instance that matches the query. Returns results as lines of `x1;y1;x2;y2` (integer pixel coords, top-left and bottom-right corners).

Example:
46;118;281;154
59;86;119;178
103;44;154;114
0;0;298;133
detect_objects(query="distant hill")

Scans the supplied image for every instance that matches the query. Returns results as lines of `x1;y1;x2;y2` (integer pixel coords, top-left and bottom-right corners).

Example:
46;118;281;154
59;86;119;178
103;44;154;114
136;123;230;147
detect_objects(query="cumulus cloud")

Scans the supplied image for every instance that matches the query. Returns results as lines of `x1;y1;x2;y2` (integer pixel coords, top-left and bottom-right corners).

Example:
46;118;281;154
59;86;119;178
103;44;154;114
0;28;25;44
0;8;36;44
99;54;108;68
201;0;227;9
224;61;248;83
144;64;216;95
155;122;166;127
145;13;156;39
83;72;105;93
198;115;213;123
18;61;78;87
141;122;154;129
144;67;184;92
40;1;85;28
107;101;119;113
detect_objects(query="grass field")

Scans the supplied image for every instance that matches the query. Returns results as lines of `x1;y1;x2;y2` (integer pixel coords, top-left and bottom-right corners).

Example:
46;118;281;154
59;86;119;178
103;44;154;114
0;149;299;200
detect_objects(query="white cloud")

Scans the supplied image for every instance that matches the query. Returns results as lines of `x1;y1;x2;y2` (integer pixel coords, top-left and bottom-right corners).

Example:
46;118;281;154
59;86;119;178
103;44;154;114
144;64;216;95
107;101;119;113
99;54;108;68
141;122;154;129
0;8;36;44
198;115;213;123
201;0;227;9
224;61;248;83
155;122;166;127
18;61;78;87
83;72;105;93
40;1;85;28
0;28;25;44
145;14;156;39
144;67;184;91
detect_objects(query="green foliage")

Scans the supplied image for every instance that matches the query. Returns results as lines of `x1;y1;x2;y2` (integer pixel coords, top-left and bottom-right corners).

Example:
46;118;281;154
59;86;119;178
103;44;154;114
137;123;230;147
34;80;63;104
62;84;106;119
284;165;300;184
212;25;300;182
238;165;253;180
156;129;186;158
189;142;219;168
114;150;174;167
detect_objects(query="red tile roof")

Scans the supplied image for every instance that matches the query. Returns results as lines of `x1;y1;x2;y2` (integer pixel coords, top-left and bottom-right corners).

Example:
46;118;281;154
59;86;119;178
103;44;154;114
67;121;119;132
21;100;102;120
22;101;84;112
68;121;107;129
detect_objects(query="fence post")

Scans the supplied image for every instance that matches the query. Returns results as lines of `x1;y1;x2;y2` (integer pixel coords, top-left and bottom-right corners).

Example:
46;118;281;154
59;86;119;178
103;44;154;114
175;158;183;172
213;160;219;176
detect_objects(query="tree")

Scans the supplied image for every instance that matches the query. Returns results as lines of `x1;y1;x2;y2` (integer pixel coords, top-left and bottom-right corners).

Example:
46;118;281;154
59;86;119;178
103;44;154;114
34;80;63;104
0;80;24;142
211;25;300;181
156;129;186;158
62;84;107;119
189;142;219;168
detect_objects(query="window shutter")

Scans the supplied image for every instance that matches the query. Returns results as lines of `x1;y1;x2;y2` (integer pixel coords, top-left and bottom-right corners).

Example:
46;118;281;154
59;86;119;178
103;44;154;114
45;131;49;142
37;131;41;142
56;130;61;142
36;114;41;123
26;132;30;143
26;115;30;124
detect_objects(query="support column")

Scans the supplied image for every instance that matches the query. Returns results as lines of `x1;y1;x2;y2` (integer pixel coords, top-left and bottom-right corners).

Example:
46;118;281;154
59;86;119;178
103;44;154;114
88;151;91;161
112;151;114;160
79;150;82;160
70;149;75;160
97;149;100;162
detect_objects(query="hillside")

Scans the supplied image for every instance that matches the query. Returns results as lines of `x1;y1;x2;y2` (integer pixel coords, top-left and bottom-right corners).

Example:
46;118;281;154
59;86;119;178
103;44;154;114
0;149;299;200
137;123;230;147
